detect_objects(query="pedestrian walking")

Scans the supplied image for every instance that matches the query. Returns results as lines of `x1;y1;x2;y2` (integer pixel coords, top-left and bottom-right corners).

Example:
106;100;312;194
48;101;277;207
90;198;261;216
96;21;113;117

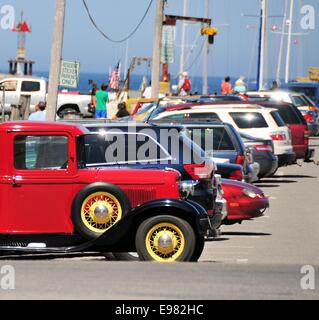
95;84;109;119
28;101;47;121
221;76;233;95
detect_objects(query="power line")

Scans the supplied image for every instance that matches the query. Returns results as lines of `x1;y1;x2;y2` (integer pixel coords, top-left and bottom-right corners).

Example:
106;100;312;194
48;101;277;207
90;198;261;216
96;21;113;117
82;0;154;43
185;38;205;72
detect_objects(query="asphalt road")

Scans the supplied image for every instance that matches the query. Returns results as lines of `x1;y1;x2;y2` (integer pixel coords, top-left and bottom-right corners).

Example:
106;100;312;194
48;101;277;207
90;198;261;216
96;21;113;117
0;138;319;300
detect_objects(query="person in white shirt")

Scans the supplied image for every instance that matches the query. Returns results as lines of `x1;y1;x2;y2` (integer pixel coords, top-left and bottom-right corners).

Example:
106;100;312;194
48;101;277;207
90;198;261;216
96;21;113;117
28;101;47;121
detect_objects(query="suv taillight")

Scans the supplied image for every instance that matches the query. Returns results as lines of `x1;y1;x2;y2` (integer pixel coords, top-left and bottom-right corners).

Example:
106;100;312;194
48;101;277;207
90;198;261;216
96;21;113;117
235;155;245;165
184;163;213;180
270;132;287;141
253;144;273;152
229;169;243;181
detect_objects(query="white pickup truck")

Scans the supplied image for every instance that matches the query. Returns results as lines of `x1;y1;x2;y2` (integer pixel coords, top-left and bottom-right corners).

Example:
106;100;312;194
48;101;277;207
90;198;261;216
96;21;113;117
0;75;92;117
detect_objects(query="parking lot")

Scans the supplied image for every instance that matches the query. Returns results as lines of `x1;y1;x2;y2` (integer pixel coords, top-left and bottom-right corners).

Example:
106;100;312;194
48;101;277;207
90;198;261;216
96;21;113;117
0;138;318;300
202;137;319;265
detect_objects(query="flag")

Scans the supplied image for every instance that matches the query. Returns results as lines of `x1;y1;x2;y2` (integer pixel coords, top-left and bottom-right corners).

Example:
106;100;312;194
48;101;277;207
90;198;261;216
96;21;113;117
109;62;120;90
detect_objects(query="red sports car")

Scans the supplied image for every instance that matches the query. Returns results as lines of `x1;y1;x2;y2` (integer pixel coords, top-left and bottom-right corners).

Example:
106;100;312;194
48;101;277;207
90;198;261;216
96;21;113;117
222;179;269;225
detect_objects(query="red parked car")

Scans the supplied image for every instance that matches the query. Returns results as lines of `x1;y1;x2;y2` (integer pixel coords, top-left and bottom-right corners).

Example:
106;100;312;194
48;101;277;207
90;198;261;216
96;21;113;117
252;102;314;162
222;179;269;225
0;121;211;262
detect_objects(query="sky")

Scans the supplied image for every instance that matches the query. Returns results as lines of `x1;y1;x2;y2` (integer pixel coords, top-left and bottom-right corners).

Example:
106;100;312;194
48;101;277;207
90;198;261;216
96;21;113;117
0;0;318;83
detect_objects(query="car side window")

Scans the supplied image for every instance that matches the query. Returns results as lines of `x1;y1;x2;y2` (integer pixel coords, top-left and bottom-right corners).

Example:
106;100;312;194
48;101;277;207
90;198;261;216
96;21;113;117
291;95;308;107
14;135;68;170
85;133;171;165
230;112;268;129
186;127;235;151
161;114;185;120
187;112;220;121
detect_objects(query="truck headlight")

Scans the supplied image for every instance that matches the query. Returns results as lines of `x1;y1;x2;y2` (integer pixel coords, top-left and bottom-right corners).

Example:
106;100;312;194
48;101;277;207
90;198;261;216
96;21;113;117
180;180;199;198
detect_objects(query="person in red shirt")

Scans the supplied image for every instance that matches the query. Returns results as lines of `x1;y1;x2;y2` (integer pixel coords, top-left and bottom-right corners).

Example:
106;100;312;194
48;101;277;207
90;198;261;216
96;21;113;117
221;76;233;95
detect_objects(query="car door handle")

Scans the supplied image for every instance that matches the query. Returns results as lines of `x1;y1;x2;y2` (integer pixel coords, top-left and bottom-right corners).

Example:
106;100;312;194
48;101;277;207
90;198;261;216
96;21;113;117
12;177;21;188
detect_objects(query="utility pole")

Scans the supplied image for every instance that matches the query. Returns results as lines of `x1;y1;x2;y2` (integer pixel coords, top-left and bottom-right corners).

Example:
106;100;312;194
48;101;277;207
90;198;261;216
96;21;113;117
285;0;294;83
202;0;210;95
276;0;288;84
257;0;267;91
46;0;66;121
151;0;164;98
179;0;189;76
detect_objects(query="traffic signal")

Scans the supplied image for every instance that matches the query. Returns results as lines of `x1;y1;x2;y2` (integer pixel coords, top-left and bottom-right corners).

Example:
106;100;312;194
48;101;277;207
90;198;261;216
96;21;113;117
201;26;218;44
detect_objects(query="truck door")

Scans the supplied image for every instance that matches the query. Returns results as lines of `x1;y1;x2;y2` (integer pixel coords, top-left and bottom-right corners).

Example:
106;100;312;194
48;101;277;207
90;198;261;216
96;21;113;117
6;131;77;234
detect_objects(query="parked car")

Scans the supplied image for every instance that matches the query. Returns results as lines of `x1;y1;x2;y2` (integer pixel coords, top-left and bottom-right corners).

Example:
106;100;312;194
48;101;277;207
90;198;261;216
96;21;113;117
151;119;259;183
0;121;212;262
83;122;227;236
253;101;314;162
221;179;269;225
239;133;278;178
283;82;319;108
246;90;319;113
150;104;295;168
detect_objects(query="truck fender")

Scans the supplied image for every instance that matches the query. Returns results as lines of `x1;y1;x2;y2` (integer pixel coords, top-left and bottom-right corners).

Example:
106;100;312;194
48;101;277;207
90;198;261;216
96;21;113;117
92;198;208;247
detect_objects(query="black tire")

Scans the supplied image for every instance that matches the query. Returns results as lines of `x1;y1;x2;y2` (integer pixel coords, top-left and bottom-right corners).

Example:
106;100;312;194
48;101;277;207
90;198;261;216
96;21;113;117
190;237;205;262
135;215;196;262
57;106;79;118
72;183;130;240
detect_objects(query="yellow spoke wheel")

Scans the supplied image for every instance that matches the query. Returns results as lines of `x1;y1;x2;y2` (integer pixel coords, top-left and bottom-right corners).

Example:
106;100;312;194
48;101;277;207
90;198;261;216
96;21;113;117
136;216;196;262
145;222;185;262
80;192;122;234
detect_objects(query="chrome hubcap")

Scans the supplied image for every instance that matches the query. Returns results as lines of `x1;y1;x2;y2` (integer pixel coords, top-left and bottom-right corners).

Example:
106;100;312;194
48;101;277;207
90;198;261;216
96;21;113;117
157;233;174;254
93;205;109;220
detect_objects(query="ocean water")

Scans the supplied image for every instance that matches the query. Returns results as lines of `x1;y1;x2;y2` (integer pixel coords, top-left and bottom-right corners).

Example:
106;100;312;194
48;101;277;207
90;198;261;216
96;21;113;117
2;69;267;94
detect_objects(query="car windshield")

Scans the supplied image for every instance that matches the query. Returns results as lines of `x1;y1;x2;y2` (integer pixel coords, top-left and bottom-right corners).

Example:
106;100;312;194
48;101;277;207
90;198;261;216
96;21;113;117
261;104;304;125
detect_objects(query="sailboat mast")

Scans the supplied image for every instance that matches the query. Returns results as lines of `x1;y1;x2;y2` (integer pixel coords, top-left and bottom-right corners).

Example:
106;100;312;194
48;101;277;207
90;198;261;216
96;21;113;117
285;0;294;83
202;0;210;95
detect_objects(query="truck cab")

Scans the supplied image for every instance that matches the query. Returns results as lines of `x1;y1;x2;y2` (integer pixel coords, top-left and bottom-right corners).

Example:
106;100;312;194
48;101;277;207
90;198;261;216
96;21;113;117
0;76;46;113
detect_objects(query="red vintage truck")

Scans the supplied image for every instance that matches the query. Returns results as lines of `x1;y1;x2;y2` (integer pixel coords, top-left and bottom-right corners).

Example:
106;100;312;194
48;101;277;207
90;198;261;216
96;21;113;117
0;121;211;262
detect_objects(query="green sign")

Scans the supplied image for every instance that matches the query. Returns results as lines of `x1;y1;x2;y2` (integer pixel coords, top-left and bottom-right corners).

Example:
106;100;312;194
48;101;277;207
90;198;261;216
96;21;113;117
59;60;80;88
